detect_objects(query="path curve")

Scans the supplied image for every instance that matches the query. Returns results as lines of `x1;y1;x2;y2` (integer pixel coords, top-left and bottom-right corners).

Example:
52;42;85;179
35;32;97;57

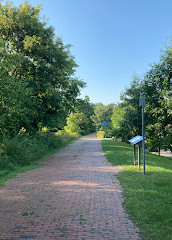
0;133;141;240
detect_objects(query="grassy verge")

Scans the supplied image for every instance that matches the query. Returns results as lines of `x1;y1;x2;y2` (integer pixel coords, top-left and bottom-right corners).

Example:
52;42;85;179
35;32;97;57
102;139;172;240
0;136;78;186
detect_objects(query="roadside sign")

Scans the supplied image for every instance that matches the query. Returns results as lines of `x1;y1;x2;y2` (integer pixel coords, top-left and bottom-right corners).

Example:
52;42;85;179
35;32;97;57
129;135;143;171
129;136;143;145
102;122;109;125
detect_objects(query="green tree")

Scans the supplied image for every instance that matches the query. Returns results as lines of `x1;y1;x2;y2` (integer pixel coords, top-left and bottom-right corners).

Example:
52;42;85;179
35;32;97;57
91;103;114;137
75;96;95;132
91;103;114;129
141;42;172;152
112;43;172;149
111;104;126;140
111;77;142;142
0;69;35;138
120;76;142;135
64;112;90;136
0;1;85;134
111;104;125;129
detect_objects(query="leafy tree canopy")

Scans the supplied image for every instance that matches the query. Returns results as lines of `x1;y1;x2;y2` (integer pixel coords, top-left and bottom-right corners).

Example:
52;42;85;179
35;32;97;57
64;112;90;136
91;103;114;130
111;42;172;150
0;1;85;135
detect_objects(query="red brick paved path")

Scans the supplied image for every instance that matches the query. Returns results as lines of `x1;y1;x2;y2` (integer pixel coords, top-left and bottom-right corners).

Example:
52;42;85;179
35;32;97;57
0;134;141;240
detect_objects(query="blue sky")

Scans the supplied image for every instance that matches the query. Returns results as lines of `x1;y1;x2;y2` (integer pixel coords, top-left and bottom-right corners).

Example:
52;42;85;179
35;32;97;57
7;0;172;104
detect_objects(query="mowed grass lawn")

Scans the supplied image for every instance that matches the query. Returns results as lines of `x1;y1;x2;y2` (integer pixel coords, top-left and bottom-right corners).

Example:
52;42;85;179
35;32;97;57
102;139;172;240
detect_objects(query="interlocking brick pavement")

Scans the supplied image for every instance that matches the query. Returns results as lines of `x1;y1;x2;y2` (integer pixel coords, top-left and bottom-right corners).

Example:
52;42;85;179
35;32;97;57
0;133;141;239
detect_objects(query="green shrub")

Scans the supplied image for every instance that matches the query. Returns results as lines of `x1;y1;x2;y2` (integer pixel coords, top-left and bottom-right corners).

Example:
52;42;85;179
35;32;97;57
106;129;114;138
36;132;62;150
0;135;45;168
96;131;105;138
145;137;160;152
55;130;78;142
162;135;172;151
0;130;78;170
64;112;90;136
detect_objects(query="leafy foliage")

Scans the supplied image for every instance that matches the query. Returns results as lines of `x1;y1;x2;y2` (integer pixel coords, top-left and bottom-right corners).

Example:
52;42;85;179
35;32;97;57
0;1;85;135
111;77;142;142
0;1;90;179
91;103;114;134
0;130;76;170
111;43;172;151
64;112;90;136
141;54;172;151
0;70;35;137
96;131;105;138
75;96;95;132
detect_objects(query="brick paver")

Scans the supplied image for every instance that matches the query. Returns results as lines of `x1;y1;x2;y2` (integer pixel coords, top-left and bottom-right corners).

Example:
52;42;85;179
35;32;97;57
0;133;141;239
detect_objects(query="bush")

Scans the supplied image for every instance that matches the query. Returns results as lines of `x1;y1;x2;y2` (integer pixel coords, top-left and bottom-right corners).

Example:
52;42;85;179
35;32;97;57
163;135;172;151
64;112;90;136
0;135;45;168
145;137;161;152
55;130;79;139
96;131;105;138
106;129;114;138
35;132;62;150
0;131;77;170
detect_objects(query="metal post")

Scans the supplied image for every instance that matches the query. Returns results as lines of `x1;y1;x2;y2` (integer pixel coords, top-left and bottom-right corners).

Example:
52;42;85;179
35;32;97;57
138;144;141;172
142;104;145;175
140;97;146;175
134;145;136;166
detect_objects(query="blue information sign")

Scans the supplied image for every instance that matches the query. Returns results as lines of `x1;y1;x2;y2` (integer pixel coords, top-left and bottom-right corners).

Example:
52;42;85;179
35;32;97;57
102;122;109;126
129;136;143;145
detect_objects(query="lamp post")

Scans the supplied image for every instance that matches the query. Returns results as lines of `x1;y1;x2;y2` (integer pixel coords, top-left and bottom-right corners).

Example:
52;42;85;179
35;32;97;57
139;97;146;175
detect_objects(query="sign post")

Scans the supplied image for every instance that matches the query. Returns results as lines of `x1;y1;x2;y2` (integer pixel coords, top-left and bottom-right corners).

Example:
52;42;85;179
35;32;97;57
139;97;146;175
138;144;141;172
129;136;143;168
133;144;136;166
102;122;109;138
